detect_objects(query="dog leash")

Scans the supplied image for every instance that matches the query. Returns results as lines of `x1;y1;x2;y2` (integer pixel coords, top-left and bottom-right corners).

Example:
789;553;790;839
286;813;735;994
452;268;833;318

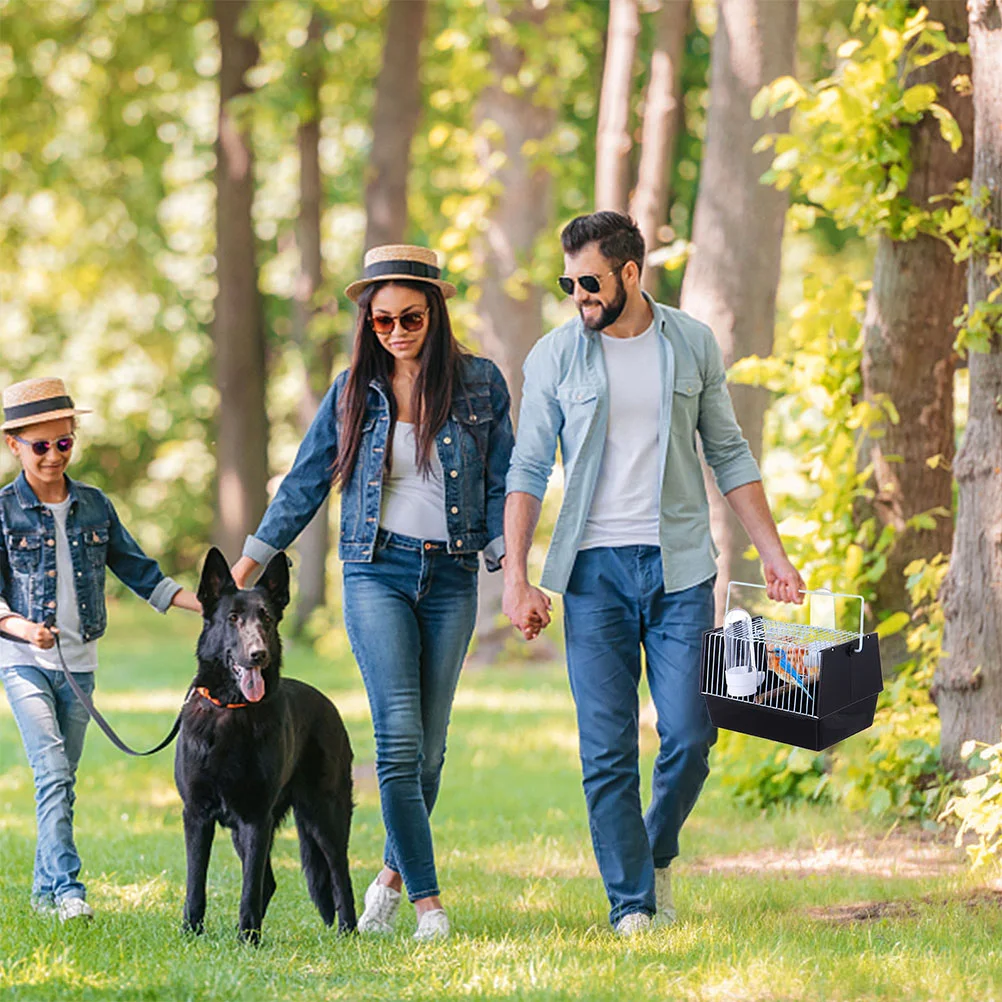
44;615;192;757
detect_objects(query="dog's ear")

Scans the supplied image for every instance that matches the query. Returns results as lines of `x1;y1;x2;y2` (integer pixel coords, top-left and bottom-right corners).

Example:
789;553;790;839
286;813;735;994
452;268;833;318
198;546;236;617
257;551;290;615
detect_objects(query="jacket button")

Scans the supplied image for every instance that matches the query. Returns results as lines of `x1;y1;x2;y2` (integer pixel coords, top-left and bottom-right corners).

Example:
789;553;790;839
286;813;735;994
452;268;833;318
455;539;463;547
451;506;458;514
47;570;56;578
450;470;458;479
443;436;452;445
47;601;56;609
72;541;78;546
46;538;54;546
470;415;478;422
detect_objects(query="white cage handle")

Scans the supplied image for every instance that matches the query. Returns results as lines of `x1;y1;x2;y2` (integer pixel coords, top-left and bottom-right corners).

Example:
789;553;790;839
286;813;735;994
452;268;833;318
724;581;865;653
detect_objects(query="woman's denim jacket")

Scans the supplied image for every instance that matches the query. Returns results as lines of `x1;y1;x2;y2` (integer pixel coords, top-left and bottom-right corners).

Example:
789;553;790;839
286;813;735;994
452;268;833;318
244;355;514;571
0;474;181;641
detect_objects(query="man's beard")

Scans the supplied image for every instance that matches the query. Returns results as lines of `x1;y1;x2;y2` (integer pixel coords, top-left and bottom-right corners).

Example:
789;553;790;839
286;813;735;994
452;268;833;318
579;274;627;331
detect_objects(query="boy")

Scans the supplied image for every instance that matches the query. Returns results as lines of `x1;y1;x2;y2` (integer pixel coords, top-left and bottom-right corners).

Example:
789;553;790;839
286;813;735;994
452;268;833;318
0;377;201;922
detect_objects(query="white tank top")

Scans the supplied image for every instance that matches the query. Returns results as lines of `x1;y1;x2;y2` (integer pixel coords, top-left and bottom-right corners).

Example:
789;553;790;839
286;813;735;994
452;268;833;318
379;422;449;541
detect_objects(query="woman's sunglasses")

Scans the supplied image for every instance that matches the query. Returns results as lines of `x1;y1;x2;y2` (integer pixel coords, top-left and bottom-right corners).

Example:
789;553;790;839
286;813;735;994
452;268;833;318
557;269;620;296
12;434;75;457
370;308;430;336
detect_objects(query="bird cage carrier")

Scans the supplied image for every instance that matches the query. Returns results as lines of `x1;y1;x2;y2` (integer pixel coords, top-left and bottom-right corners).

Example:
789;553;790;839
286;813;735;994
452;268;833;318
700;583;883;751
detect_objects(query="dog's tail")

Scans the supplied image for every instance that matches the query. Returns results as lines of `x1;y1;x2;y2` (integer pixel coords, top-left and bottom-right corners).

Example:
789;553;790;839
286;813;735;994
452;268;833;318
296;809;357;933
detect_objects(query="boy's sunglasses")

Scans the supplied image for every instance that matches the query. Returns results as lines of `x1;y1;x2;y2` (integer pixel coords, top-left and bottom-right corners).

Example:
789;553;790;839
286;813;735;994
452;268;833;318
12;434;75;457
557;269;620;296
370;308;430;336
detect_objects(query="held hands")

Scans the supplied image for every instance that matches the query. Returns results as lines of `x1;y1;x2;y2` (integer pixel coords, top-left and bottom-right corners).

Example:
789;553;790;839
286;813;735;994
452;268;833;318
763;555;806;605
503;579;552;641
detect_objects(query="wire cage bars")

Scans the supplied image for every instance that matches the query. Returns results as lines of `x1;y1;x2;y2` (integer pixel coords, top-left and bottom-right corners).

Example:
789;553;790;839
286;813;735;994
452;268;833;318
700;583;883;751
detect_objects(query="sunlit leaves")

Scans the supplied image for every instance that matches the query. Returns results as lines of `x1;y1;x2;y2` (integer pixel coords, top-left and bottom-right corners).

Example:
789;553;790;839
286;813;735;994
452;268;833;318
753;1;963;239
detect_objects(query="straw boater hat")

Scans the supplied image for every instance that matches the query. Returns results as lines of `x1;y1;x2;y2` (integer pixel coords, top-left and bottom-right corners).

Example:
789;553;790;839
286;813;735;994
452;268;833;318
2;377;91;432
345;244;457;302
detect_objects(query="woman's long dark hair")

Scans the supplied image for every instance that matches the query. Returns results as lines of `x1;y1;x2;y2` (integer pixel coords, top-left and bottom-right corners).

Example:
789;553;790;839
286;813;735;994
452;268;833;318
332;279;468;489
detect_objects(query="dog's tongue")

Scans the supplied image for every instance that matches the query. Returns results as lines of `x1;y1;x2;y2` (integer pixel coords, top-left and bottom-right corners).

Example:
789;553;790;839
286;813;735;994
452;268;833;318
239;667;265;703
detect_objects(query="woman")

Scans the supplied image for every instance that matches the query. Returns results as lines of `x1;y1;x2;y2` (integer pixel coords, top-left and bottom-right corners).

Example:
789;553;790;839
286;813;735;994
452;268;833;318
231;245;513;940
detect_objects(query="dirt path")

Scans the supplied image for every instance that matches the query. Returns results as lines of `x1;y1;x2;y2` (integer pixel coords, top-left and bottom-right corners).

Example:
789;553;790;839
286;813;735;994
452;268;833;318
684;827;967;879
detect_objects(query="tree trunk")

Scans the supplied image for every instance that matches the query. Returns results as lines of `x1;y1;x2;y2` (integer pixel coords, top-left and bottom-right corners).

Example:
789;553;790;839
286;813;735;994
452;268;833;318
858;0;973;668
595;0;640;213
936;0;1002;773
631;0;690;296
291;12;333;637
213;0;268;563
472;2;558;663
679;0;798;621
363;0;428;251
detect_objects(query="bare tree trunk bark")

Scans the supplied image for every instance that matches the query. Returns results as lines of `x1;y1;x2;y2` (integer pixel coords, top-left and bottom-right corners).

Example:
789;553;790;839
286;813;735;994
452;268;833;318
936;0;1002;773
472;2;558;663
858;0;973;668
364;0;428;251
596;0;640;213
631;0;691;296
679;0;798;621
213;0;268;563
291;12;333;637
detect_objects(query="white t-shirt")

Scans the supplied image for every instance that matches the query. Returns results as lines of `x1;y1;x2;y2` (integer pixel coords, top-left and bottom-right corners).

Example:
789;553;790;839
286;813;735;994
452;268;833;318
379;422;450;541
578;320;662;550
1;496;99;673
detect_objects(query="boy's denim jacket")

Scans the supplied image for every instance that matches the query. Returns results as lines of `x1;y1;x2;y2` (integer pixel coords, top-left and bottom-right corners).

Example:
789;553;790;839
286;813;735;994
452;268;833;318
506;296;761;595
244;355;514;571
0;474;181;641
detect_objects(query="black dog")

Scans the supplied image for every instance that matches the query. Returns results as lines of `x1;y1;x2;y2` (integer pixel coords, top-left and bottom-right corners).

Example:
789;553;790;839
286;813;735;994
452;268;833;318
174;547;356;942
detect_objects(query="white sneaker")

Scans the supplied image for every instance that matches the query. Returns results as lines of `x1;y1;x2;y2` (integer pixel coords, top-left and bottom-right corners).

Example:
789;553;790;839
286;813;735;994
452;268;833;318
413;907;450;941
357;878;401;934
57;897;94;923
615;911;652;936
654;866;677;926
31;897;58;917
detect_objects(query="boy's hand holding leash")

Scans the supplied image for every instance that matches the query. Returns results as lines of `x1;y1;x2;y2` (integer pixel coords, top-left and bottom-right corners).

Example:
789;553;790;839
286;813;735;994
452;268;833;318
1;614;58;650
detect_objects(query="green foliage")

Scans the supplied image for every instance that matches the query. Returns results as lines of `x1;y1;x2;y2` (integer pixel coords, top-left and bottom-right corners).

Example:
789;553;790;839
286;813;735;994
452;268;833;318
755;0;1001;354
712;732;831;810
937;180;1002;354
832;556;949;820
0;0;215;575
941;736;1002;870
730;269;894;601
752;2;963;240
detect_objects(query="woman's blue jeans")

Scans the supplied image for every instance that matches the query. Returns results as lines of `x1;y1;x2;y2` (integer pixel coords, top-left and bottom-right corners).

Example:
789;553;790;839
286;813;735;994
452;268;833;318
563;546;716;927
2;664;94;906
342;530;478;902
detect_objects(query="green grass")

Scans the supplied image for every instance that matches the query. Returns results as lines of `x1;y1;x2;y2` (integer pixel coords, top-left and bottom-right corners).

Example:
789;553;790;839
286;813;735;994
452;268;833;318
1;603;1000;1001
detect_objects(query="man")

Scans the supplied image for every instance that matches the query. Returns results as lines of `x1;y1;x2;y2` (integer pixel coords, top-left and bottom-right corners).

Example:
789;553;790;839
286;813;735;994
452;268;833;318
503;211;803;935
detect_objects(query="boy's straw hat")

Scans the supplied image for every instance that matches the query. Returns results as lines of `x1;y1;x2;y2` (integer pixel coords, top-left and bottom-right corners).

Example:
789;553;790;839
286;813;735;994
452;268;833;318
2;377;91;431
345;244;457;302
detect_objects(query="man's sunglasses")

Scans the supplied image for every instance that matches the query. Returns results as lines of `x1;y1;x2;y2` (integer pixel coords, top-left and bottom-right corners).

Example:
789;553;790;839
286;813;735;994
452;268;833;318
12;434;75;457
557;269;620;296
370;307;430;336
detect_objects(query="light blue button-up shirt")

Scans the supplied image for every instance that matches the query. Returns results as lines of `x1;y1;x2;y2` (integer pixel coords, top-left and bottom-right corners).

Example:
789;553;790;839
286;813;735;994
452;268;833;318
505;296;761;594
